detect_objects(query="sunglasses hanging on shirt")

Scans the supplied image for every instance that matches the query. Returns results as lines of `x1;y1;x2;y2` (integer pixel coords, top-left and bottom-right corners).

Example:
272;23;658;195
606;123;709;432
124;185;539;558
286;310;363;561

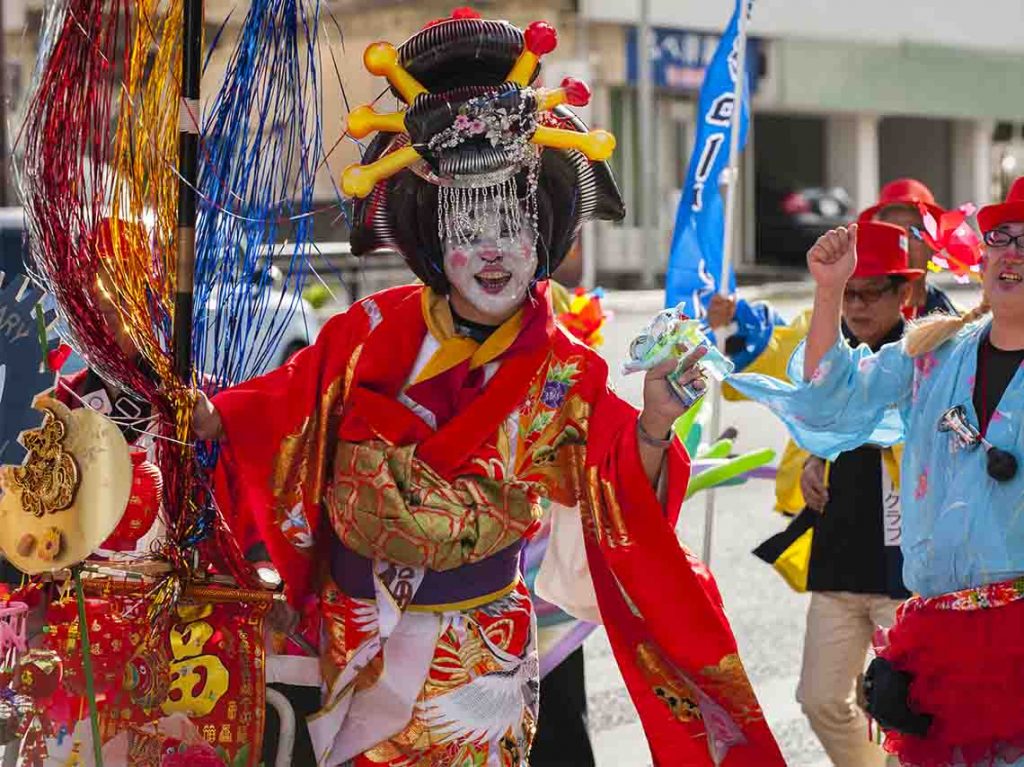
938;405;1019;482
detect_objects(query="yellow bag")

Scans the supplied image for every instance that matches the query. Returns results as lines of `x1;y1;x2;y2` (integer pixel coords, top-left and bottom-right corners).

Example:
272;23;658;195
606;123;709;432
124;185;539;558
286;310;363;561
774;440;811;516
773;525;814;593
753;506;817;594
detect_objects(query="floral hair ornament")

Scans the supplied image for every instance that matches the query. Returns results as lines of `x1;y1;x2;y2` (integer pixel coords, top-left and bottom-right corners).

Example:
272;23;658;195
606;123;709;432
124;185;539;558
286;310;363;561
342;12;615;249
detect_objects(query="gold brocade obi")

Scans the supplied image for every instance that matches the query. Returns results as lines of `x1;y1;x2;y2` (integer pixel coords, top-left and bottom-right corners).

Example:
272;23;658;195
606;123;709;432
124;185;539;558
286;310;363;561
326;440;543;571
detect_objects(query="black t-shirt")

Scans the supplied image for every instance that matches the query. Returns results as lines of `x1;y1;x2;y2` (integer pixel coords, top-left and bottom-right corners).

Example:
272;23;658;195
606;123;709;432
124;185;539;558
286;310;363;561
807;320;911;598
973;335;1024;435
807;443;909;597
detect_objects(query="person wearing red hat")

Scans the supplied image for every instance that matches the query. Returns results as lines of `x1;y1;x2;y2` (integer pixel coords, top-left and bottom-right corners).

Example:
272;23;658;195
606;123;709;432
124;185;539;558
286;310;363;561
730;178;1024;767
721;222;918;766
858;178;958;320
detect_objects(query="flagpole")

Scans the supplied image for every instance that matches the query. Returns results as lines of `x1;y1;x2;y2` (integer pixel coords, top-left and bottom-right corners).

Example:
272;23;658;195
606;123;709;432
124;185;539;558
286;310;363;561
701;0;750;565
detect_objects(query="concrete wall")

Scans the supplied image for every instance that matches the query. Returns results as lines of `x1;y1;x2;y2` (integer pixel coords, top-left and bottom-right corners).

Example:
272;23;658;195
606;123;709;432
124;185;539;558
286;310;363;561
766;40;1024;121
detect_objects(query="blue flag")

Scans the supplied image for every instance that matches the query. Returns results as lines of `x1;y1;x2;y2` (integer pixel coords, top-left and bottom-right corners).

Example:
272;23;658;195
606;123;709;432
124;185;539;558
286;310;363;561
664;0;752;316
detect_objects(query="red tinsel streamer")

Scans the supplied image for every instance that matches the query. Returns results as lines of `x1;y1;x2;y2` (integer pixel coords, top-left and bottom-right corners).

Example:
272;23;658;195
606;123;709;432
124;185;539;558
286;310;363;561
17;0;256;590
19;0;186;576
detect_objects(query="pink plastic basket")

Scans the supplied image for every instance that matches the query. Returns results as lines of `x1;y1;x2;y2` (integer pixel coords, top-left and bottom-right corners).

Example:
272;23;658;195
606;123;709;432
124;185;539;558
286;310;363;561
0;602;28;673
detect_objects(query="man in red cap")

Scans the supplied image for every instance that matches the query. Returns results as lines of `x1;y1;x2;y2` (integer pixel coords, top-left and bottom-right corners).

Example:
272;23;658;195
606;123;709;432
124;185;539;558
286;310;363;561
730;177;1024;767
716;222;921;766
858;178;958;319
706;178;954;352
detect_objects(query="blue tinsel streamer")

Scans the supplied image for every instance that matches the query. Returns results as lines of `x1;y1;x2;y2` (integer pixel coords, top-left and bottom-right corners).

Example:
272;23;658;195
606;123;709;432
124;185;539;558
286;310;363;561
192;0;330;408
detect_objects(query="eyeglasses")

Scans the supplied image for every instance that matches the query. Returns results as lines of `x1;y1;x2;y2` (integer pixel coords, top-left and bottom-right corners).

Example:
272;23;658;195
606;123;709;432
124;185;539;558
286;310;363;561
842;282;898;305
983;229;1024;250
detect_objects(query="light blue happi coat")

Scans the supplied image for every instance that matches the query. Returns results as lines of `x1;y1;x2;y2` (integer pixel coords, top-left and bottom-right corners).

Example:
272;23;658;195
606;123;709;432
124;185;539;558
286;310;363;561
729;318;1024;599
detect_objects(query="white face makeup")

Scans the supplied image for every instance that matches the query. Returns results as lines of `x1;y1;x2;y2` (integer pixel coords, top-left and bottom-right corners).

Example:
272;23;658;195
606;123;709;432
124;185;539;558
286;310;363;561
443;201;538;323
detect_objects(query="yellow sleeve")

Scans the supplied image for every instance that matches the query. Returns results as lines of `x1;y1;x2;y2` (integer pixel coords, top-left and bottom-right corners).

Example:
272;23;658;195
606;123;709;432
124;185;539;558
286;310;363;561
722;309;812;401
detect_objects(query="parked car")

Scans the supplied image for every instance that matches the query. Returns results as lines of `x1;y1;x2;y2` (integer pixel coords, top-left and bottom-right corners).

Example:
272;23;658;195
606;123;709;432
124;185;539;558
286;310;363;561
756;185;853;266
198;263;322;382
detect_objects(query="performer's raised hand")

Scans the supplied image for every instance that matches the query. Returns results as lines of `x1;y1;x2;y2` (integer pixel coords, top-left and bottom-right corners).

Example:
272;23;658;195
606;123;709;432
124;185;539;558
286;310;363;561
636;346;707;485
802;225;857;382
807;224;858;292
192;391;224;441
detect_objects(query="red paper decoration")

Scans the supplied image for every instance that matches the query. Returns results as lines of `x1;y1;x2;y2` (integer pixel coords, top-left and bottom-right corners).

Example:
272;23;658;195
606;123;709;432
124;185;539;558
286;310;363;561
101;451;163;551
917;202;983;280
557;288;608;349
43;598;135;698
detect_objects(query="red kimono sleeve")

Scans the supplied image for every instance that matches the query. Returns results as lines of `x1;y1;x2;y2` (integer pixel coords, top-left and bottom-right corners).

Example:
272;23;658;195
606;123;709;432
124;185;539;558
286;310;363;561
580;386;785;766
211;305;368;605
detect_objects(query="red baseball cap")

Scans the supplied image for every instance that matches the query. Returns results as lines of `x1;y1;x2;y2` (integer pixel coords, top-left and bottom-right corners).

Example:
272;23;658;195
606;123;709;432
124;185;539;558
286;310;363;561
857;178;945;223
854;221;924;281
977;176;1024;233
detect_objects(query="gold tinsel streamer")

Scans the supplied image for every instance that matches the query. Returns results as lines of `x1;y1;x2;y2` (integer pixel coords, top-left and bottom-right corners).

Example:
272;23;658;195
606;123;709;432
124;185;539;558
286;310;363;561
108;0;181;387
105;1;199;540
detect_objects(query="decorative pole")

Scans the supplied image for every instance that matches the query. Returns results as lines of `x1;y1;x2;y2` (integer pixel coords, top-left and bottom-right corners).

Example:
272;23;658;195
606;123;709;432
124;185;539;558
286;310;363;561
173;0;203;382
74;566;104;767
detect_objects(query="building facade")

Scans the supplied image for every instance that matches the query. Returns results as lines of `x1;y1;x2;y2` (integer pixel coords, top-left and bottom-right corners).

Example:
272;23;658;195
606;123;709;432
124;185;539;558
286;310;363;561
6;0;1024;283
580;0;1024;281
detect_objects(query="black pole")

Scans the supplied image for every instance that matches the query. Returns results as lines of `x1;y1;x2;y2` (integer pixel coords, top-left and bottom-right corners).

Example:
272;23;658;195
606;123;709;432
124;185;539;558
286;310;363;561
0;0;8;208
173;0;202;382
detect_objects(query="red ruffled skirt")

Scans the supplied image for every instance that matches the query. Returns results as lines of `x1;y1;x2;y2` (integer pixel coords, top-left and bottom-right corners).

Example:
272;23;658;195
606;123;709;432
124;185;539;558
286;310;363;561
874;577;1024;767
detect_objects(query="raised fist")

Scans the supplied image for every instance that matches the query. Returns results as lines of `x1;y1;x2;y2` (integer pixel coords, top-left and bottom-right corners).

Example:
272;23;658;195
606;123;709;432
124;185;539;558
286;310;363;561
807;225;857;292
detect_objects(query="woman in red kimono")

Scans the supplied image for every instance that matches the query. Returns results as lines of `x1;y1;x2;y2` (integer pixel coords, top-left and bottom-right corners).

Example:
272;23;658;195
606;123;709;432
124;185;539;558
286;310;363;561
195;10;784;766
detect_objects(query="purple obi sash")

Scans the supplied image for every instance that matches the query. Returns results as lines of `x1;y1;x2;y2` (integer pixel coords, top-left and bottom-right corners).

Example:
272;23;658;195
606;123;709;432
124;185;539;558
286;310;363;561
330;539;523;610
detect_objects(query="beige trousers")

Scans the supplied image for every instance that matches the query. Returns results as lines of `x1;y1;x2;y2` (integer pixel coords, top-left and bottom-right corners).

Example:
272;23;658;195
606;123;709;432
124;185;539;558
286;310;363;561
797;591;903;767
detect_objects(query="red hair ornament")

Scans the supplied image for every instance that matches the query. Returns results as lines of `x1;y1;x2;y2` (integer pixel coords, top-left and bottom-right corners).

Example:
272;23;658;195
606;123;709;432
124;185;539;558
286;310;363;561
916;202;982;282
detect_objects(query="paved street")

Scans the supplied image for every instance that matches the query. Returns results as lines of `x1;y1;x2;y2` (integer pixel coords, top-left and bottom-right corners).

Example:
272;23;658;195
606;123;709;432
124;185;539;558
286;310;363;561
583;281;981;767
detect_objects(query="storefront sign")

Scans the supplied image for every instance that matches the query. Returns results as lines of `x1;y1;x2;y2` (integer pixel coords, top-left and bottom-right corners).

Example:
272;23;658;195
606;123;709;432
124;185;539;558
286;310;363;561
626;27;762;92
